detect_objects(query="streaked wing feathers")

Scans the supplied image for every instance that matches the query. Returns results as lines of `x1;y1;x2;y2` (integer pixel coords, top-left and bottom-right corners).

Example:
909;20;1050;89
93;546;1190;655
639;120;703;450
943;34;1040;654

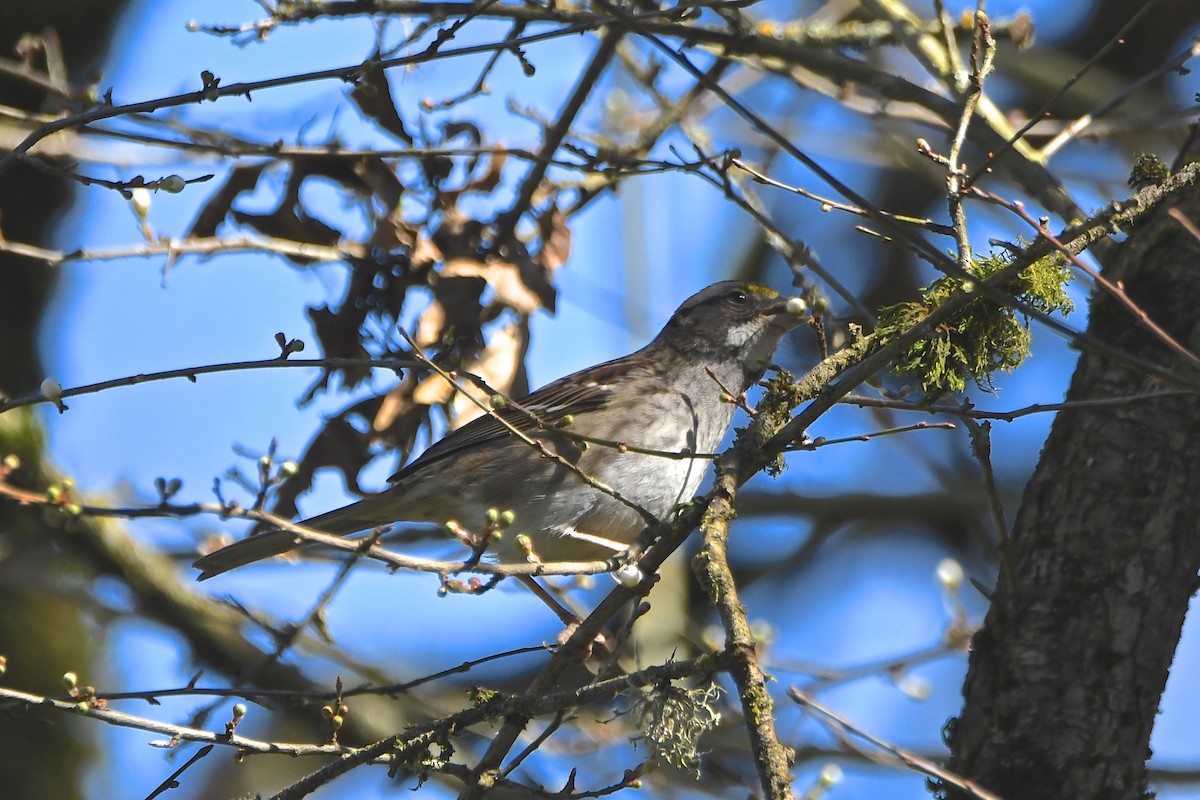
388;363;619;481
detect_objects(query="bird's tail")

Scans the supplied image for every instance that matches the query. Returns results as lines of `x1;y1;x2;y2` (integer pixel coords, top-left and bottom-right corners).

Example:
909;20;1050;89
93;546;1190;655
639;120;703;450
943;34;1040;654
192;493;401;581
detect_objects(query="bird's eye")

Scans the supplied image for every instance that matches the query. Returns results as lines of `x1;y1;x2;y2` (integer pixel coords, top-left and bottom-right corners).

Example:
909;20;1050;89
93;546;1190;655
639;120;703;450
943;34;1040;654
729;290;749;304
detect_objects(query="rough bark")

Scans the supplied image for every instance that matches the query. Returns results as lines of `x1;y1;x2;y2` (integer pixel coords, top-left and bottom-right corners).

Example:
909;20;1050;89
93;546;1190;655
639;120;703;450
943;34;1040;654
946;188;1200;798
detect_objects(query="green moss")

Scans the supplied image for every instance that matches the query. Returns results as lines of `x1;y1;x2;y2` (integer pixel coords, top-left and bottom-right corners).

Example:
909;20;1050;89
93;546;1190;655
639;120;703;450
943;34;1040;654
756;369;801;477
876;250;1073;395
1128;152;1170;190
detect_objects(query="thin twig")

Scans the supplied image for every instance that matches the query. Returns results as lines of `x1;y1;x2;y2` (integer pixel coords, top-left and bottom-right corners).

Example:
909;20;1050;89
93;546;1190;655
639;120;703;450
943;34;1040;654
0;233;364;268
946;10;995;272
0;357;413;416
788;688;1005;800
962;0;1163;188
842;390;1193;421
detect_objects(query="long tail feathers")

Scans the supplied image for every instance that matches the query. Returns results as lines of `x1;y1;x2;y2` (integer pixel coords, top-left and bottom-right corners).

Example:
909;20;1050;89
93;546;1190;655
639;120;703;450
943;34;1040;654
192;493;400;581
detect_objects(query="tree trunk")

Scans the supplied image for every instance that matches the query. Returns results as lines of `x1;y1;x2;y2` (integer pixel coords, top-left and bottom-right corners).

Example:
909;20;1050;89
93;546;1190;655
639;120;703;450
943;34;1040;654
946;187;1200;798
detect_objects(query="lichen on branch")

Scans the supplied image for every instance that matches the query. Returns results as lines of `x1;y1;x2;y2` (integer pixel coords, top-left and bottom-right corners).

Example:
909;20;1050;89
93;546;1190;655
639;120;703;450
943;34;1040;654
876;250;1074;394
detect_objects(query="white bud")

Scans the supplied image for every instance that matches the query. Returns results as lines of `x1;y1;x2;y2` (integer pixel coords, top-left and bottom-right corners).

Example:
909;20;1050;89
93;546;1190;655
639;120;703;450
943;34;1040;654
936;558;964;591
818;763;843;786
897;673;932;701
785;296;807;316
130;188;152;219
40;378;62;402
613;564;643;588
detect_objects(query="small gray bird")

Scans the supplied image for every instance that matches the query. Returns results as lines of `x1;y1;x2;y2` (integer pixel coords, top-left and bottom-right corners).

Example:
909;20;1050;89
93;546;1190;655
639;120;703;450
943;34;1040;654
194;281;802;580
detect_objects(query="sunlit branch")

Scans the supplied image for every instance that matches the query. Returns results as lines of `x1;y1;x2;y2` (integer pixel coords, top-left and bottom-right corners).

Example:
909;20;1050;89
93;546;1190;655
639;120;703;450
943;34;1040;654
0;356;414;415
789;687;1005;800
0;233;362;268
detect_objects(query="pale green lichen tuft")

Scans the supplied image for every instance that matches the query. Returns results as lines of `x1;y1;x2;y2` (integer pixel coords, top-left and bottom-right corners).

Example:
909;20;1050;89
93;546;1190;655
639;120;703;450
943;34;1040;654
876;249;1073;395
630;681;722;777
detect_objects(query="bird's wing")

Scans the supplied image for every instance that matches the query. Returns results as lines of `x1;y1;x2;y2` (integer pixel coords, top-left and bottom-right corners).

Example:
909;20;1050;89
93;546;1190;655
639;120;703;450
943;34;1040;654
389;360;623;481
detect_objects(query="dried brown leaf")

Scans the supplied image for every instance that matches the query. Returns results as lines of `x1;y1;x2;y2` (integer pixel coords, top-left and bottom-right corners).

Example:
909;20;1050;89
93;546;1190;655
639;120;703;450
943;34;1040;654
350;68;413;145
307;305;371;390
410;320;528;429
442;257;543;315
372;373;421;437
414;300;447;348
186;163;267;238
233;205;341;252
351;155;405;209
465;152;507;194
449;321;529;429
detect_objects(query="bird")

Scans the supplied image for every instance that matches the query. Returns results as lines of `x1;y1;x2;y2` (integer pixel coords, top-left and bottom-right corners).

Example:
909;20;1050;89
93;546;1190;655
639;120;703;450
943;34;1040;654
194;281;803;581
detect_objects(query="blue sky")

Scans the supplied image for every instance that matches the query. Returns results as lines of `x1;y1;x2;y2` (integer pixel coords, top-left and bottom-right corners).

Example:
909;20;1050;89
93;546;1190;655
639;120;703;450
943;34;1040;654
30;0;1200;797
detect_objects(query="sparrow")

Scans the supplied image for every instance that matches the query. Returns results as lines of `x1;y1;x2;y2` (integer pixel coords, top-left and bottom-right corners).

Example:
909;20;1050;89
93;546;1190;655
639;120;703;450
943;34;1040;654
195;281;802;580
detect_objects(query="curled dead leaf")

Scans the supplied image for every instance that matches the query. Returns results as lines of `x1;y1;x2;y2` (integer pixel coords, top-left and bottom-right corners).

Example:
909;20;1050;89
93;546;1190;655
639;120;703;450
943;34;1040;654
442;257;543;315
411;322;530;429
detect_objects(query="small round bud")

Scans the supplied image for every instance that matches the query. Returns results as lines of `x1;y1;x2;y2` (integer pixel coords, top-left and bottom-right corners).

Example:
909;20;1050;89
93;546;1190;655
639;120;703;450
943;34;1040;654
74;701;90;714
819;763;843;787
485;508;500;524
558;414;574;427
258;455;271;468
701;624;724;651
130;187;152;219
897;673;932;701
4;454;21;470
444;520;460;534
750;619;775;647
278;461;298;478
613;564;643;588
330;715;344;730
489;394;506;409
63;503;83;517
321;705;335;719
616;442;628;454
232;703;247;719
62;671;78;690
785;296;807;316
40;378;62;403
159;175;186;194
337;703;349;716
47;485;62;503
498;510;516;527
936;558;964;591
